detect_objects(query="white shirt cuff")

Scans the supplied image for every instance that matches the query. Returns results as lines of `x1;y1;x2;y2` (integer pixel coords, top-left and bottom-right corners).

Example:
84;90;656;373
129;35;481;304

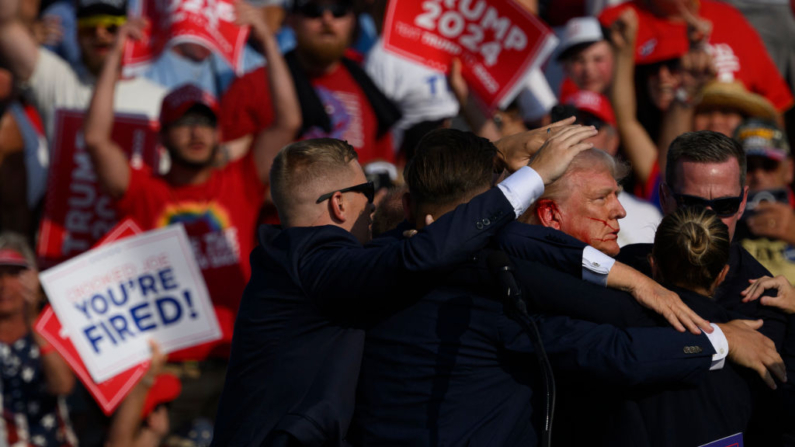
497;166;545;218
581;246;615;287
705;323;728;370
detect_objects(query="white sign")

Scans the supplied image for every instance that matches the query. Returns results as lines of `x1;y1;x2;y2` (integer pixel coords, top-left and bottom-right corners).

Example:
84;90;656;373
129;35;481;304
40;224;221;383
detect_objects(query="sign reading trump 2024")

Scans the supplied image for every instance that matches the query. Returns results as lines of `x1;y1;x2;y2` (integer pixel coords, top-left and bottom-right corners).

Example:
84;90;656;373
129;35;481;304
383;0;557;108
39;224;221;383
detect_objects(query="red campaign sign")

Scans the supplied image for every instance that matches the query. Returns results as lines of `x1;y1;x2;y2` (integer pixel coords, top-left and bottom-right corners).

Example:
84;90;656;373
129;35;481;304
35;218;148;416
36;110;160;269
123;0;249;75
383;0;557;108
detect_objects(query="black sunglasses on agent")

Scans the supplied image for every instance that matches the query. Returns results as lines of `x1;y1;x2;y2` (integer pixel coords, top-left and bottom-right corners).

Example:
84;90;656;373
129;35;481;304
297;2;352;18
671;192;744;217
316;181;375;204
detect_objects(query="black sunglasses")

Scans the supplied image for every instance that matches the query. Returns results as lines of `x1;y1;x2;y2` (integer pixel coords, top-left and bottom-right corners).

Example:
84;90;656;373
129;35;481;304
316;181;375;204
672;192;744;217
297;2;351;18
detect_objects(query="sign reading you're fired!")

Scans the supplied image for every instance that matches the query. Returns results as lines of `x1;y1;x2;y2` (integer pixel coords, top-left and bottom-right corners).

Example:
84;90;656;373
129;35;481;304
40;225;221;383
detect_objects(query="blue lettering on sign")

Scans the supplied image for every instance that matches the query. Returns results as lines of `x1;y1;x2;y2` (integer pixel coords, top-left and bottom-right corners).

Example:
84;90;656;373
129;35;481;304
76;268;202;355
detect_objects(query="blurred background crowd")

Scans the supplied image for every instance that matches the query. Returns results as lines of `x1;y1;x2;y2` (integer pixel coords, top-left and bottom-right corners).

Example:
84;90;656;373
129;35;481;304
0;0;794;445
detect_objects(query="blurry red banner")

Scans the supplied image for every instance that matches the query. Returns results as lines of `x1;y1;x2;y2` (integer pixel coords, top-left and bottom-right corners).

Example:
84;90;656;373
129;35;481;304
35;218;148;416
36;110;160;269
382;0;557;108
123;0;249;74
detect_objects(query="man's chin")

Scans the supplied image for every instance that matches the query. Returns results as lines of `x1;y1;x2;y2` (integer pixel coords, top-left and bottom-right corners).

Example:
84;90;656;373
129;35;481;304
594;241;620;257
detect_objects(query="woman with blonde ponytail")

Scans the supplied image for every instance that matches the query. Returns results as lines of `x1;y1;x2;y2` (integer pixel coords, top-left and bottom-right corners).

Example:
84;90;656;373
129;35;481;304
609;206;782;447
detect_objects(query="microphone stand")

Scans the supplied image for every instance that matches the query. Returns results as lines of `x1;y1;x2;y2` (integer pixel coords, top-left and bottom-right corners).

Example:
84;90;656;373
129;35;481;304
488;251;556;447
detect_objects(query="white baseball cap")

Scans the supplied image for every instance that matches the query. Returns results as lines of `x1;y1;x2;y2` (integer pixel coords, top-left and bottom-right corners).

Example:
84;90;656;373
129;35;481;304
556;17;604;61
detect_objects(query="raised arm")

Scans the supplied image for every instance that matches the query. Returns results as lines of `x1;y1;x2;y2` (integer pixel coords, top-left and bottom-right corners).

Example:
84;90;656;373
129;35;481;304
0;0;40;82
447;57;502;142
298;126;598;311
235;0;301;183
657;14;715;175
82;20;145;199
105;341;166;447
608;9;658;186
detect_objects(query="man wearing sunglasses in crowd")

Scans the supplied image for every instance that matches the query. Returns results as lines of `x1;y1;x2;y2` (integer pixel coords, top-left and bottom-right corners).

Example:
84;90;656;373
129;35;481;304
618;130;788;347
0;0;166;206
219;0;401;169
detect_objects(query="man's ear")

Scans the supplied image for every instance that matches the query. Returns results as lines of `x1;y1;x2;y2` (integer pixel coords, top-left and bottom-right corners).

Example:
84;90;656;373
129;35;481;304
329;191;347;223
659;182;675;215
536;199;562;230
785;158;794;184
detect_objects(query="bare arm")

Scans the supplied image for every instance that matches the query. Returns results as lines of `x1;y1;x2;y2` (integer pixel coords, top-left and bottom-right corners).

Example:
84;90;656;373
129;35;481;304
24;270;74;395
658;16;715;175
0;0;39;82
236;0;301;183
607;261;711;335
448;57;501;141
105;341;166;447
82;21;145;199
608;9;658;186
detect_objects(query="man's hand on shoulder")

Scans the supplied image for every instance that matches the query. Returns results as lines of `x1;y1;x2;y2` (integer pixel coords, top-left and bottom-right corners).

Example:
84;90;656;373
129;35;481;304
718;319;786;389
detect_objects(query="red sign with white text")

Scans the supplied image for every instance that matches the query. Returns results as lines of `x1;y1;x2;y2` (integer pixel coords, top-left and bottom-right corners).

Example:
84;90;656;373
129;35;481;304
35;219;147;416
36;110;160;269
123;0;249;75
383;0;557;108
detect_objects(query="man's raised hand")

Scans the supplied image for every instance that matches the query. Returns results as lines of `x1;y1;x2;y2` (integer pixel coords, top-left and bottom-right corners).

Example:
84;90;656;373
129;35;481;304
527;125;597;185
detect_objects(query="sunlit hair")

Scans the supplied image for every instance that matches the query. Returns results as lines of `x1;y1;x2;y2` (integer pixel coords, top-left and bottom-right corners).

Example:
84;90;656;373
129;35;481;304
524;148;628;223
652;206;730;293
666;130;747;190
270;138;359;225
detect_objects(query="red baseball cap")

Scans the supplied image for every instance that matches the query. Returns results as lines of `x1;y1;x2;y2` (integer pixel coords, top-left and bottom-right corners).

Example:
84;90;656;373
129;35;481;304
0;248;30;268
141;373;182;419
562;90;616;127
599;2;689;65
159;84;219;129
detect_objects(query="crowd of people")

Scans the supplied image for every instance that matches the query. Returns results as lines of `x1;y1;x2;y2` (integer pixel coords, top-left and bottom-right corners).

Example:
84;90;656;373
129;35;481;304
1;0;795;445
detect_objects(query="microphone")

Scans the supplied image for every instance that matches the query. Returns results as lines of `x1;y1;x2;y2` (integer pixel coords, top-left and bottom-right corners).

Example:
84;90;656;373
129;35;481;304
487;251;526;316
487;250;555;447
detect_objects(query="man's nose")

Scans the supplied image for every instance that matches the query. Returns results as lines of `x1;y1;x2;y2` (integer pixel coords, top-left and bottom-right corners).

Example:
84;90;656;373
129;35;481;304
613;198;627;219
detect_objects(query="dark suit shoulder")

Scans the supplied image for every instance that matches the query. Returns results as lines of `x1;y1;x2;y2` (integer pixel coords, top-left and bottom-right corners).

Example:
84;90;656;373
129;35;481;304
615;243;653;276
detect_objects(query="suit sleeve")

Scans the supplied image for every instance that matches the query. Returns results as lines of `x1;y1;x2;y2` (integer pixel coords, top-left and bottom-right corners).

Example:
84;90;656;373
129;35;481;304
511;257;660;328
296;187;515;312
498;223;588;279
498;313;714;387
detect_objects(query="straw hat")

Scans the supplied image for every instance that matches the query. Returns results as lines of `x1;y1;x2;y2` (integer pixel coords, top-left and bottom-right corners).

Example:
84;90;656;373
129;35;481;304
695;81;778;121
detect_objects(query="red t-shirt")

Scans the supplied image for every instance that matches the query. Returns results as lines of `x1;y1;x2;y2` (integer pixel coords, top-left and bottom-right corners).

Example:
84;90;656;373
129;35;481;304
115;153;265;360
599;0;794;112
220;63;394;165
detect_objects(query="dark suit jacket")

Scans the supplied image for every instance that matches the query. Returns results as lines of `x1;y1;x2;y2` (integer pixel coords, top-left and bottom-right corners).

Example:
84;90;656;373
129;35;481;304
211;188;514;447
350;252;715;447
499;227;787;446
618;242;788;350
